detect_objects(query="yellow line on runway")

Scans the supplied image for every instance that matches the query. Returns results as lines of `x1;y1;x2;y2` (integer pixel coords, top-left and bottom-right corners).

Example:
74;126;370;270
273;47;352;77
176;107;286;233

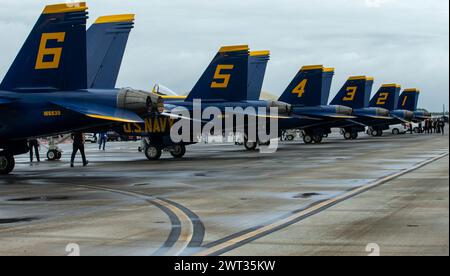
154;198;194;256
77;185;194;256
194;152;449;256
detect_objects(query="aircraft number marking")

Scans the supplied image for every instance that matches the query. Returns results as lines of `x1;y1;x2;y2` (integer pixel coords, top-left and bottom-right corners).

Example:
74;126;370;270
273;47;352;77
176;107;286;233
343;86;358;101
376;92;389;105
35;32;66;70
43;110;62;117
402;96;408;107
292;79;308;97
211;65;234;89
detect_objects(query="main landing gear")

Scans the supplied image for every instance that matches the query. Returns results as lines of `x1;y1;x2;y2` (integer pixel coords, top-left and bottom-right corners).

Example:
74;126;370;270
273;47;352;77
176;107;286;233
303;134;323;144
0;152;15;175
343;131;359;140
142;138;187;161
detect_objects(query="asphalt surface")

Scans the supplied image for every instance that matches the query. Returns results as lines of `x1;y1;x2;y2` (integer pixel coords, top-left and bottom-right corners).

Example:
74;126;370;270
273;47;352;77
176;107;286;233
0;129;448;256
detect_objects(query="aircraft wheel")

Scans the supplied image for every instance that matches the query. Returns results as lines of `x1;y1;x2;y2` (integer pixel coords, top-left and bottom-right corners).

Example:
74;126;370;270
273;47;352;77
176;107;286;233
303;135;313;144
313;135;323;144
376;129;383;137
47;150;58;161
392;128;400;135
244;141;258;151
56;151;62;160
351;132;358;140
170;145;186;159
0;153;15;175
145;144;162;161
344;132;352;140
370;129;377;137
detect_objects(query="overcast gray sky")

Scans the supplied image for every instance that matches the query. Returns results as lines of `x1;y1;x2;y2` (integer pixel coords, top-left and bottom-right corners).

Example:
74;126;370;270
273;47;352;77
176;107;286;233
0;0;448;111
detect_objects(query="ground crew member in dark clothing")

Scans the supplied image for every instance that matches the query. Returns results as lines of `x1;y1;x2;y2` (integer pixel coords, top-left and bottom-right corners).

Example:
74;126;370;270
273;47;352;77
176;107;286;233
28;138;40;163
70;132;88;167
439;120;445;135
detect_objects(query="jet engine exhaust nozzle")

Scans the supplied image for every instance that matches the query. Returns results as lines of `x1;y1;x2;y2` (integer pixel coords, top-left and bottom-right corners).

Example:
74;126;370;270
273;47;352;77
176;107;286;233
117;88;164;115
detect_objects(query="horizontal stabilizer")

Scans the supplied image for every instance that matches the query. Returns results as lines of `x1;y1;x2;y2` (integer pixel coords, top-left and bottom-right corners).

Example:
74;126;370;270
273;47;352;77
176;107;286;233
52;100;144;123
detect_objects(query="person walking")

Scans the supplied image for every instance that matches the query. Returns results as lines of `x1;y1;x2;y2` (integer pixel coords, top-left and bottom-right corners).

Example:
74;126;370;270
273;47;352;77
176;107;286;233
439;119;445;135
98;132;107;151
70;132;88;167
28;138;40;163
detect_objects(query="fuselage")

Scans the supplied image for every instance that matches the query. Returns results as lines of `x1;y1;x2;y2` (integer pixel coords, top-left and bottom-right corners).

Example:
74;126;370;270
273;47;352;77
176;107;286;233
0;89;119;141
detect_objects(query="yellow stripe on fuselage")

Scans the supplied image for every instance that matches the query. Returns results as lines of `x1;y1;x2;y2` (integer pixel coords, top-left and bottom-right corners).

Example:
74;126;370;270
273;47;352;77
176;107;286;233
87;114;139;123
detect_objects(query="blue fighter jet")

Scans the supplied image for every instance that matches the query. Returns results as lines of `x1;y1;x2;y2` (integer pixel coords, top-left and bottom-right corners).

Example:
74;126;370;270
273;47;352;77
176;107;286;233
325;76;393;139
0;3;161;174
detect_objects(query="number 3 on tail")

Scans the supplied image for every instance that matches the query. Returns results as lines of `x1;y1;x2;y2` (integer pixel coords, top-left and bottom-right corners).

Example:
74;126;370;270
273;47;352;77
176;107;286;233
211;65;234;89
343;86;357;101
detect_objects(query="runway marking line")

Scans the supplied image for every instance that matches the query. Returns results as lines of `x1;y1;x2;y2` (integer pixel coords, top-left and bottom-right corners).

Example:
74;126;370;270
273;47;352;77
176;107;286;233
194;152;449;256
77;185;194;256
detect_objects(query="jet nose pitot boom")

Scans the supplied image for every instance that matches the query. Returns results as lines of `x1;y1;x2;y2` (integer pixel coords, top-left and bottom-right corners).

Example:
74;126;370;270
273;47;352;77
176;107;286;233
117;88;164;115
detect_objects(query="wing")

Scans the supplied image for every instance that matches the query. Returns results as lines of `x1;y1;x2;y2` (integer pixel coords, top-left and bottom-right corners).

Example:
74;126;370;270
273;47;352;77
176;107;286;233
0;98;12;105
51;101;144;123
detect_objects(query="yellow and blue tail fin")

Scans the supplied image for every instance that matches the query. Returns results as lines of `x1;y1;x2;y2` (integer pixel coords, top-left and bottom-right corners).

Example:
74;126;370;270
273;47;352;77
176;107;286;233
398;89;420;111
369;84;401;111
278;65;334;106
87;14;135;89
330;76;374;108
247;51;270;101
0;2;88;91
186;45;249;102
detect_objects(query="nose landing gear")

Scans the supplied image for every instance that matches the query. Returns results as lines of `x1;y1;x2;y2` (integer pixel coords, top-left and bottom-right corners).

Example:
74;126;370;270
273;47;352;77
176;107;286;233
0;152;15;175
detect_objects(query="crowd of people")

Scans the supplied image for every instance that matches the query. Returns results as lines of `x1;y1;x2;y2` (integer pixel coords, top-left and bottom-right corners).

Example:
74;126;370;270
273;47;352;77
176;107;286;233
420;118;446;135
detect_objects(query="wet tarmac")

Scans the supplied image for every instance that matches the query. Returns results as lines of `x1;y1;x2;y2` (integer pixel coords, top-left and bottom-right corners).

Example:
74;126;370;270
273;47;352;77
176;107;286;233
0;130;448;256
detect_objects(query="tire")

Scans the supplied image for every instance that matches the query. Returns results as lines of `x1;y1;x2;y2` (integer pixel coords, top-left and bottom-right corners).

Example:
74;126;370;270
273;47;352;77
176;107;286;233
56;151;62;160
286;135;295;141
170;145;186;159
244;140;258;151
344;132;352;140
303;135;313;144
47;150;58;161
0;153;15;175
312;135;323;144
413;127;420;134
351;132;358;140
376;129;383;137
144;144;162;160
392;128;400;135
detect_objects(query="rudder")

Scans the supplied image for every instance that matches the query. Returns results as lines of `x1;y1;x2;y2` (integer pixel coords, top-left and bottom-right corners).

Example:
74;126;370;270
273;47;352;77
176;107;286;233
278;65;335;106
398;89;420;111
87;14;135;89
247;51;270;101
186;45;249;102
330;76;374;109
0;2;88;91
369;84;401;111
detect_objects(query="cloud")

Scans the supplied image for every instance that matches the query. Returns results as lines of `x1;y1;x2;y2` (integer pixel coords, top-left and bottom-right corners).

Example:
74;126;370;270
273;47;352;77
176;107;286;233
0;0;448;111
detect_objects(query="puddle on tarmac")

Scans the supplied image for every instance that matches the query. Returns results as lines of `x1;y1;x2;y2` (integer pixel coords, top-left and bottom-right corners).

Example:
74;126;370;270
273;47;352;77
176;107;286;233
7;196;72;202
